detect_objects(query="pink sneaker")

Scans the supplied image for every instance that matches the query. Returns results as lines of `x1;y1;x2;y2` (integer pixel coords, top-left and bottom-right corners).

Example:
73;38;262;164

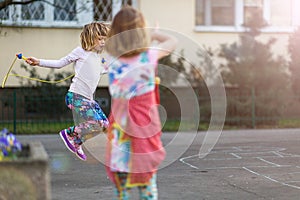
59;129;76;153
76;145;87;161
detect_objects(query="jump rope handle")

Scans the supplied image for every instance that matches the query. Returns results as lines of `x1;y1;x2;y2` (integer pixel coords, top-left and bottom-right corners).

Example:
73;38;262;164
2;53;26;88
16;53;28;61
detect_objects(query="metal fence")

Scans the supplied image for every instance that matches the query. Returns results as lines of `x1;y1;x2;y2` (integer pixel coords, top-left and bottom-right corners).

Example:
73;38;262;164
0;87;111;134
1;88;300;134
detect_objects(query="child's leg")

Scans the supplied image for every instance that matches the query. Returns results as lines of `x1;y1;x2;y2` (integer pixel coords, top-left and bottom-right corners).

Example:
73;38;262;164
61;92;88;160
63;92;109;161
113;172;132;200
64;92;83;144
138;173;158;200
71;98;108;141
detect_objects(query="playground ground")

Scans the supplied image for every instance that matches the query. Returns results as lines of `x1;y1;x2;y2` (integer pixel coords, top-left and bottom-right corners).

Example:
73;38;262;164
18;128;300;200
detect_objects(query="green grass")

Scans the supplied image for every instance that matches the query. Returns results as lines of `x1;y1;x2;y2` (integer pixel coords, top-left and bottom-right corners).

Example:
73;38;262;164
1;121;73;134
278;119;300;128
2;120;202;134
2;118;300;135
162;120;208;132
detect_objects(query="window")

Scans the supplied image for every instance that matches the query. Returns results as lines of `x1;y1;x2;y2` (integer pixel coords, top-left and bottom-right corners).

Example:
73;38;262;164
196;0;235;26
21;1;45;21
195;0;300;32
0;5;9;20
269;0;292;27
94;0;132;21
54;0;77;21
94;0;113;21
211;0;235;26
196;0;235;27
244;0;263;25
0;0;135;28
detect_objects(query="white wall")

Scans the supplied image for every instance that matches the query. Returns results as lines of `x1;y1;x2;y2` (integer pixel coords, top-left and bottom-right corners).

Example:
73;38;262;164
0;0;294;87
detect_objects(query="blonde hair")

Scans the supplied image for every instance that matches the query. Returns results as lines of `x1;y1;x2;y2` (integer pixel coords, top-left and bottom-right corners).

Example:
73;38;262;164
80;22;109;51
105;6;150;57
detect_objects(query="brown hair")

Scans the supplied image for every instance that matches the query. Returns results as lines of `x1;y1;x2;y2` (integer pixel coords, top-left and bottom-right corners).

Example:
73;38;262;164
105;6;150;57
80;22;110;51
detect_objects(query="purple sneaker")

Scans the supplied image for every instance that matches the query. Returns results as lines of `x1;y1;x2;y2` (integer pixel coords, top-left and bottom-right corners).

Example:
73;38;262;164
59;129;76;153
76;145;87;161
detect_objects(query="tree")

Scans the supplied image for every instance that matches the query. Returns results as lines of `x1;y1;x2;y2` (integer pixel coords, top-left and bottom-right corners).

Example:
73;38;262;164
158;49;208;89
288;27;300;98
219;10;291;126
158;50;211;124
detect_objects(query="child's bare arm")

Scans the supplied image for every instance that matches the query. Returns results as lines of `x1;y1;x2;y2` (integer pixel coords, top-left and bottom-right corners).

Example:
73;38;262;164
151;31;178;59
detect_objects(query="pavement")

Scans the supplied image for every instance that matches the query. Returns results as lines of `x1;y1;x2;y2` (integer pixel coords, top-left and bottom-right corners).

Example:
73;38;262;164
18;128;300;200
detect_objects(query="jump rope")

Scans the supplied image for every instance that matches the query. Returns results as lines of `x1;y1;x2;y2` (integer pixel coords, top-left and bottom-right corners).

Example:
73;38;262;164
1;53;106;88
2;53;160;104
1;53;75;88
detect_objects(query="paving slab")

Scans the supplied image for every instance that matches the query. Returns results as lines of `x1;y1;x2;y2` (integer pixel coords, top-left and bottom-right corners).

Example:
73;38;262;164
17;128;300;199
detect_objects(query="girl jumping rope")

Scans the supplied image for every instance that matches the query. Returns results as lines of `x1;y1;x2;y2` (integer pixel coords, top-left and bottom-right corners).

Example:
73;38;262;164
105;6;178;199
26;22;110;161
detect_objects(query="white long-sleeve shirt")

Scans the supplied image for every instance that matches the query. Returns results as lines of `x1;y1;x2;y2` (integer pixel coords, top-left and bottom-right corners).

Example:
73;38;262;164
39;47;105;100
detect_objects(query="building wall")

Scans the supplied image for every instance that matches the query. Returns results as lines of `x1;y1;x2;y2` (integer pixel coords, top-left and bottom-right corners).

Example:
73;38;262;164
0;0;296;87
0;26;110;87
0;27;78;87
141;0;292;57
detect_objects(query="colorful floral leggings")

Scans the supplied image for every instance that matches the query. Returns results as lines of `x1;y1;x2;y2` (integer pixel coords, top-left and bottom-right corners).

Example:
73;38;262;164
113;173;158;200
65;92;109;144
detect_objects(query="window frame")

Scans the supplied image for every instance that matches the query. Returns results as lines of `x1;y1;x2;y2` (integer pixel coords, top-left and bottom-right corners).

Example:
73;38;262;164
0;0;137;28
195;0;300;33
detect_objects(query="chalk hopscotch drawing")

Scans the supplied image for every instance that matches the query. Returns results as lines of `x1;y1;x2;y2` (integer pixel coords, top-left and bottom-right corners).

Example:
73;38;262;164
180;146;300;190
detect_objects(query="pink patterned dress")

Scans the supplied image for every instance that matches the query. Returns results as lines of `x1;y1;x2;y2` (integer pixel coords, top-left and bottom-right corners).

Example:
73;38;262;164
106;50;166;187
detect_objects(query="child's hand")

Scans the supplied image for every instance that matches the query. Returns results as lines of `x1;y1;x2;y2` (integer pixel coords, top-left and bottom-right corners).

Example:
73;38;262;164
26;57;40;66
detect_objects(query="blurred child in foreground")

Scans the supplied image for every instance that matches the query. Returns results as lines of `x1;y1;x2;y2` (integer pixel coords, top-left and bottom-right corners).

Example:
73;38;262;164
105;6;178;199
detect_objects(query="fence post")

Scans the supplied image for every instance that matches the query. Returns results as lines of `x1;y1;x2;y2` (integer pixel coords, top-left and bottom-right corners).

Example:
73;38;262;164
251;87;256;128
13;90;17;134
